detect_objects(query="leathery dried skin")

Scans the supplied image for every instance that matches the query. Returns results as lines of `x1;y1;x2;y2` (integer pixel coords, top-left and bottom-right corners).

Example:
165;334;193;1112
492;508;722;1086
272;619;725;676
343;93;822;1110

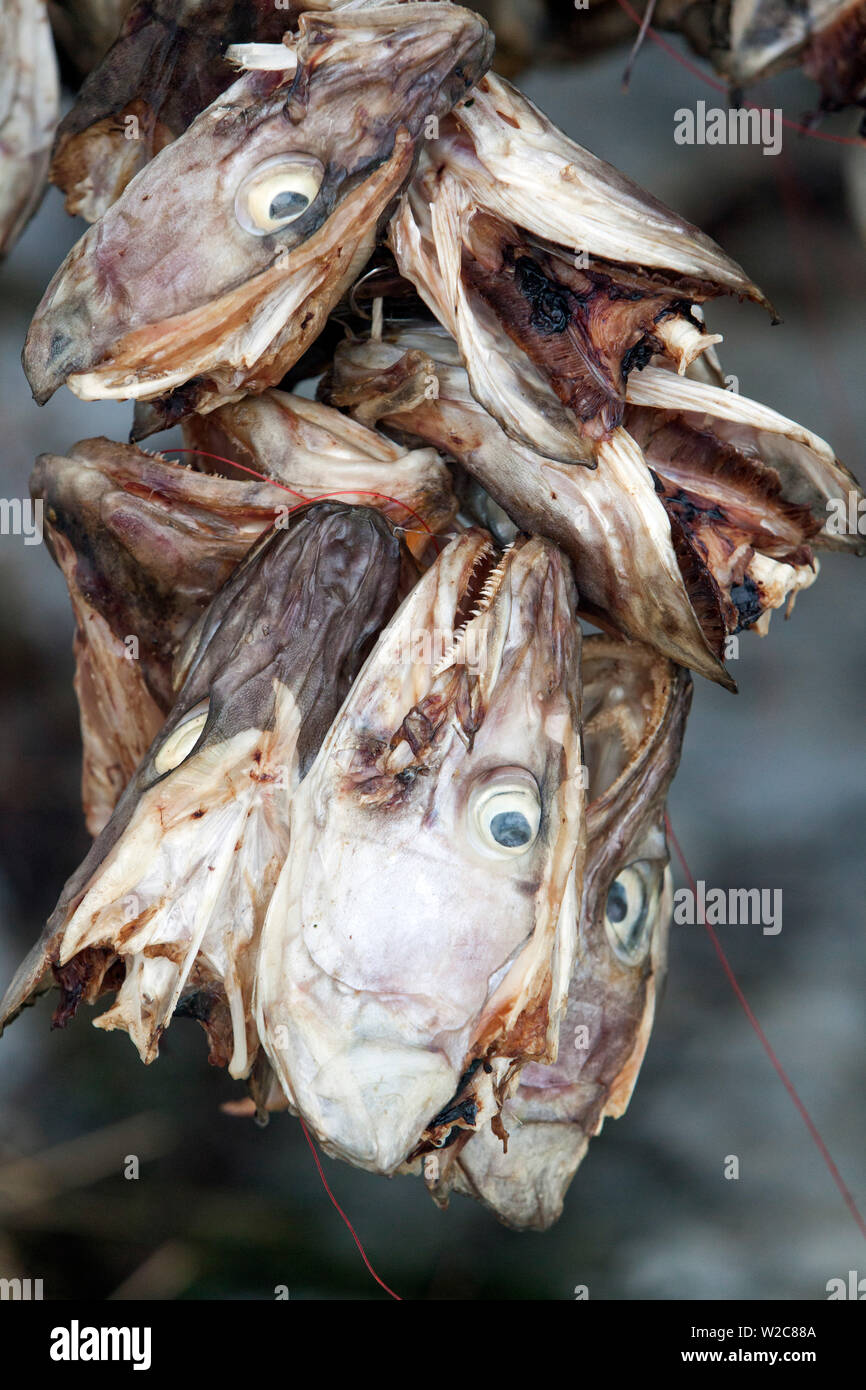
254;529;585;1174
33;412;454;833
0;506;401;1080
23;4;493;426
411;637;692;1229
49;0;290;222
323;325;863;685
0;0;60;256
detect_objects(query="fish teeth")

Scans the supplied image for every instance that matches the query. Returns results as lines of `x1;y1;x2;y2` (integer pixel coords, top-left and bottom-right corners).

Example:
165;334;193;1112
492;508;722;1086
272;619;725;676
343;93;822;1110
433;542;514;675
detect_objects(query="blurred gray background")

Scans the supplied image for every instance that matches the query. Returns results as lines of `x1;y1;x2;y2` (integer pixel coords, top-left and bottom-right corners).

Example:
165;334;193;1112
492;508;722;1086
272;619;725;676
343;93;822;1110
0;36;864;1300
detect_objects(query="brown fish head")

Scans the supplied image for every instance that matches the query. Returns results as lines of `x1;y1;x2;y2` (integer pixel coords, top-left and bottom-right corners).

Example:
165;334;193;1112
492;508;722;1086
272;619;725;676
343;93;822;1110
49;0;292;221
23;3;493;419
0;503;402;1078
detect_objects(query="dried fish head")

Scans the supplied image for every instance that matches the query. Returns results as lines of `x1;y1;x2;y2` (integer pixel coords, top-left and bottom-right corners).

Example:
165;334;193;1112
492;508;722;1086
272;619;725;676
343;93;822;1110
23;3;493;421
254;528;585;1173
430;637;692;1228
33;407;452;834
0;504;401;1079
325;325;863;685
389;71;767;465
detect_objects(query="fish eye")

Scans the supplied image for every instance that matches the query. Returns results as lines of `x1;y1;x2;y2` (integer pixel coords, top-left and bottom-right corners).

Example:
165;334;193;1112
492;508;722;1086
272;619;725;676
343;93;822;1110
604;861;656;964
469;769;542;858
235;156;324;236
152;700;210;776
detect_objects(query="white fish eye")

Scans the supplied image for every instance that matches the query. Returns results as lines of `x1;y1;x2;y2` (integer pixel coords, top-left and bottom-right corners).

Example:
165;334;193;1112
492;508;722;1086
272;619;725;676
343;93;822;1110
235;156;324;235
604;862;654;964
153;701;210;776
469;770;542;858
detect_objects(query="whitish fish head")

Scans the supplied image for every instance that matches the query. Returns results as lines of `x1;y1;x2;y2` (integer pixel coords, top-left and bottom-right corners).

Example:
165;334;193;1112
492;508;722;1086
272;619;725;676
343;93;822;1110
0;504;401;1080
255;528;585;1174
23;3;493;416
444;636;692;1227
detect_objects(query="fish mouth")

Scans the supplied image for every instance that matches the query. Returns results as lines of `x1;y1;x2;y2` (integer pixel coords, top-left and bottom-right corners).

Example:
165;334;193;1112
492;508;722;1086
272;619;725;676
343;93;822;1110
350;528;560;759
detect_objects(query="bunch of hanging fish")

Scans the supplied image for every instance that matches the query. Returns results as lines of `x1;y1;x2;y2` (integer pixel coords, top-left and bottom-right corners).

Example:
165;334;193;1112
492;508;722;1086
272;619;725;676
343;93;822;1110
1;0;863;1230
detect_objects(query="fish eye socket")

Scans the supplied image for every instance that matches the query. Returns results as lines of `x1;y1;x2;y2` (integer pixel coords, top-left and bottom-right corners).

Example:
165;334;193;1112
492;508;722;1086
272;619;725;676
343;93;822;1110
235;156;324;235
604;861;656;964
152;701;210;776
469;769;541;858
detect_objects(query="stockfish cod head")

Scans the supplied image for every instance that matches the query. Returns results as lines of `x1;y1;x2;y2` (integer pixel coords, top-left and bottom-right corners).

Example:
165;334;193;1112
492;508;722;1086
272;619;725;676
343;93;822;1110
324;324;865;688
0;504;401;1080
34;412;454;835
23;2;493;421
424;636;692;1228
254;528;585;1174
388;71;768;466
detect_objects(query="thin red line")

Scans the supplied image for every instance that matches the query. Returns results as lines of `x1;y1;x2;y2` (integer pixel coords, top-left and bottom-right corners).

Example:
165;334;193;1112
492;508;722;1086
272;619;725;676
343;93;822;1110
298;1116;402;1300
665;814;866;1244
614;0;866;148
165;448;442;554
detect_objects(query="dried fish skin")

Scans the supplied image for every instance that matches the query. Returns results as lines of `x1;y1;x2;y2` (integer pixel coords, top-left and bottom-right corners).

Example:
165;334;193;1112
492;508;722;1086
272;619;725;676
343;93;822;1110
0;505;402;1079
49;0;291;222
255;529;585;1174
32;438;285;834
33;410;451;833
388;72;768;463
181;389;458;560
23;3;494;419
327;326;861;682
433;638;692;1228
48;0;135;76
0;0;60;256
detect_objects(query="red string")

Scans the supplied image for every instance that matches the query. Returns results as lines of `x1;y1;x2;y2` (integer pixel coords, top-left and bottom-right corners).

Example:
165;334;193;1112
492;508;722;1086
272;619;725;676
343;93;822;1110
298;1117;402;1300
665;814;866;1244
165;448;442;554
614;0;866;148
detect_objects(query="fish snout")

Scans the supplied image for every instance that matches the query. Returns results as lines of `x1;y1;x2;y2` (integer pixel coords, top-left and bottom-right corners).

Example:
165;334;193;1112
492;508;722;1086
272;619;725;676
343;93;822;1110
23;294;98;405
371;6;494;126
304;1042;457;1175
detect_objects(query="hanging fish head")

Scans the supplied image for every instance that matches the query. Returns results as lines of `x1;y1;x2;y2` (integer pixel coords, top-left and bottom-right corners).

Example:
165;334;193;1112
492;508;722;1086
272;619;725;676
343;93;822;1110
0;504;402;1080
438;636;692;1227
254;528;586;1174
23;3;493;421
